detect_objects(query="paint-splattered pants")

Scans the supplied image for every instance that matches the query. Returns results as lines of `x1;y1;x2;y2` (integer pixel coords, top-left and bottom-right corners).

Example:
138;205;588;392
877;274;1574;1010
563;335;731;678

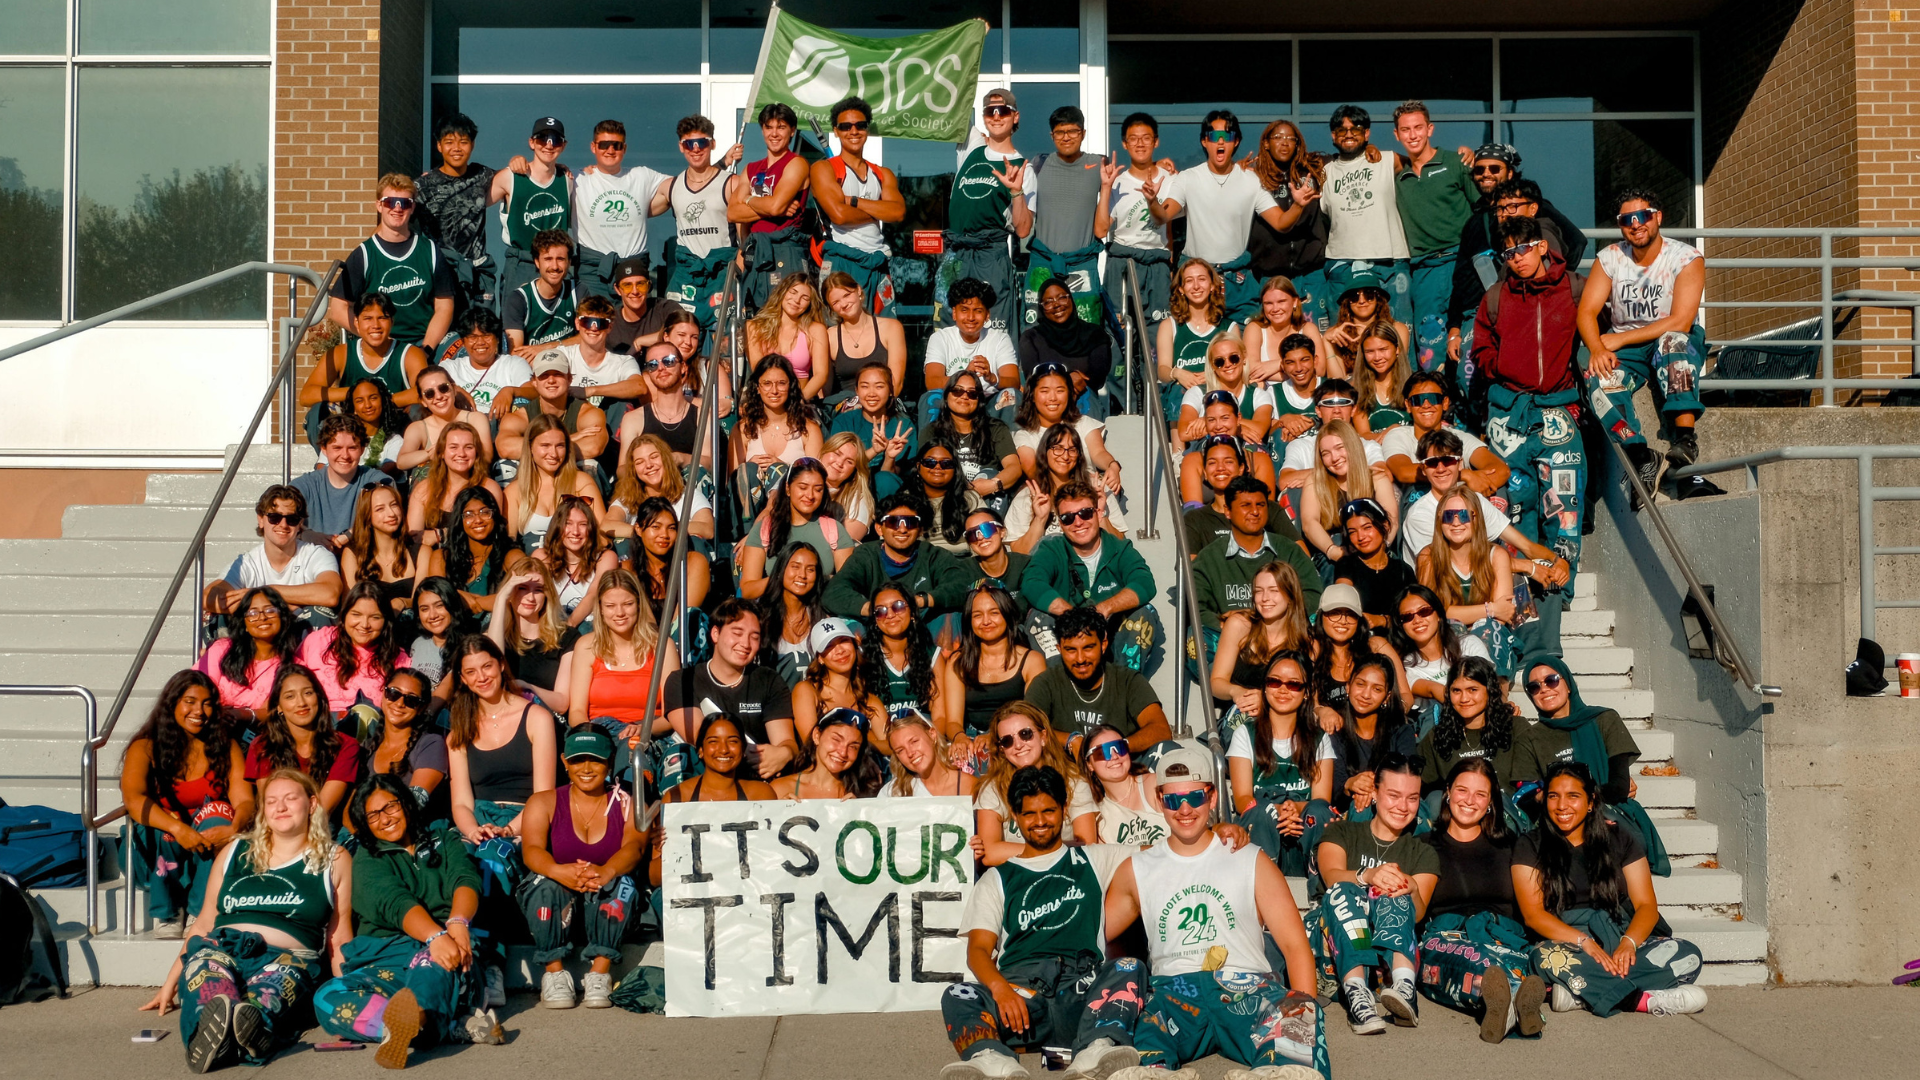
177;928;322;1063
941;954;1144;1061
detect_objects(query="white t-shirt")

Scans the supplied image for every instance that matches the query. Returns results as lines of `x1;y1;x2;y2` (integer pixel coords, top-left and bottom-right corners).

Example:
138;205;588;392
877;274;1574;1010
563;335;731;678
558;344;641;409
1005;483;1128;541
1012;414;1104;456
1180;382;1275;417
1226;725;1337;766
961;843;1134;948
1321;153;1411;261
572;165;672;257
1381;425;1488;469
441;353;534;412
222;542;340;618
1281;433;1386;472
975;776;1099;843
1399;491;1512;565
925;324;1019;377
1403;637;1492;688
1107;166;1173;250
1165;164;1275;264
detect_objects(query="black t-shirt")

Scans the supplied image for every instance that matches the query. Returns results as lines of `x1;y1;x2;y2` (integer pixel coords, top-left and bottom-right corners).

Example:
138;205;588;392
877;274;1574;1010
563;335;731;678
1326;720;1418;813
1424;829;1519;921
1513;824;1647;915
664;662;794;744
1024;663;1159;741
329;233;458;302
415;165;497;263
506;627;582;694
1183;503;1304;553
607;297;690;355
1333;552;1419;619
1246;179;1327;278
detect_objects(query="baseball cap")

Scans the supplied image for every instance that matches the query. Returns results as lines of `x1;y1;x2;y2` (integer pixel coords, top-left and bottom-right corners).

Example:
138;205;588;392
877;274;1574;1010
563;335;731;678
983;88;1018;110
531;116;565;140
1154;745;1216;788
563;726;615;762
613;257;650;283
809;617;861;656
531;349;570;378
1318;583;1366;618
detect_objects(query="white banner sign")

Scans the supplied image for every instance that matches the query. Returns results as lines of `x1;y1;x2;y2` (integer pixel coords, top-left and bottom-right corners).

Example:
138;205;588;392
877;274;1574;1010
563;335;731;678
663;796;975;1017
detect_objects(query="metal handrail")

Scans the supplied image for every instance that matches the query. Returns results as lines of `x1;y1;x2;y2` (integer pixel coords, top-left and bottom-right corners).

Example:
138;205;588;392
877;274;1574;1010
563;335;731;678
1120;263;1223;771
1675;446;1920;644
0;687;113;934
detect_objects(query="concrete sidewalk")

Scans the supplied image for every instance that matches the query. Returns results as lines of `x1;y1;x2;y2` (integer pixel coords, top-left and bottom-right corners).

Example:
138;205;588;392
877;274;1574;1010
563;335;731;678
1;986;1914;1079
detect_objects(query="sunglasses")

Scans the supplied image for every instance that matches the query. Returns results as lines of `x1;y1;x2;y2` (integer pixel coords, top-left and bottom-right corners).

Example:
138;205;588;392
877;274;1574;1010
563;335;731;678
378;196;415;211
1057;506;1099;525
835;120;870;132
1318;396;1355;408
534;135;564;148
1265;677;1308;693
420;384;452;399
1525;672;1566;696
1211;353;1243;368
1161;788;1210;811
264;512;303;526
384;686;427;709
919;457;957;472
1407;392;1445;408
1617;209;1657;228
578;317;611;331
946;385;982;401
983;105;1015;119
997;727;1039;749
1090;740;1131;762
595;140;625;151
681;137;713;151
1440;508;1474;525
965;521;1004;543
641;354;682;372
1423;455;1461;470
879;513;922;530
1031;361;1070;380
1495;200;1536;214
872;598;912;618
1203;129;1237;143
1398;604;1437;623
1499;240;1542;262
1470;164;1507;176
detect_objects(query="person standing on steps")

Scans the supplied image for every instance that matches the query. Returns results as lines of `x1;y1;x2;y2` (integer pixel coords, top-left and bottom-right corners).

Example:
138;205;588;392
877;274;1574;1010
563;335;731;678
570;119;671;300
1321;106;1413;331
415;113;498;317
943;89;1032;332
1023;106;1109;336
813;96;906;320
1577;188;1710;502
1446;145;1587;376
490;117;574;302
1389;102;1476;377
1100;112;1177;334
1102;748;1330;1080
729;102;813;314
329;174;456;359
503;230;583;357
659;114;744;335
936;764;1145;1080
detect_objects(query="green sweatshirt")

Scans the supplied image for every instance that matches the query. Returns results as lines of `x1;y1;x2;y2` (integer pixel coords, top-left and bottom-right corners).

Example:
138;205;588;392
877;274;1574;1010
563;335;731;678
351;826;482;938
821;539;974;620
1395;154;1479;256
1021;532;1155;614
1190;531;1322;631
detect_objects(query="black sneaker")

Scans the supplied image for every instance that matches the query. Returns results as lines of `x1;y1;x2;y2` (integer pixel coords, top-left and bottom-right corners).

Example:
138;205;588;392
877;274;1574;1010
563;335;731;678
232;1000;272;1063
1624;443;1661;511
186;995;235;1074
1666;428;1700;468
1346;990;1388;1035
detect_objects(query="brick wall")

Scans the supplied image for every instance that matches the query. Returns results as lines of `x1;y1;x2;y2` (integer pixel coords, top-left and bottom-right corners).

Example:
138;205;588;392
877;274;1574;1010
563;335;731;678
275;1;383;435
1848;4;1920;384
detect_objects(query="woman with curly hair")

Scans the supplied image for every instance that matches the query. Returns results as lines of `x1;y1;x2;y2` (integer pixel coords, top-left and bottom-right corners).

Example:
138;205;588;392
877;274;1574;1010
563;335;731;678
780;707;888;799
729;353;824;520
860;581;939;729
424;484;519;615
294;579;409;720
121;670;253;936
243;664;362;823
739;457;852;599
606;433;715;541
1242;118;1331;328
196;586;300;725
1226;649;1334;875
971;701;1097;865
924;368;1021;510
406;420;503;540
1417;655;1533;817
340;484;420;614
1155;257;1233;435
745;271;830;400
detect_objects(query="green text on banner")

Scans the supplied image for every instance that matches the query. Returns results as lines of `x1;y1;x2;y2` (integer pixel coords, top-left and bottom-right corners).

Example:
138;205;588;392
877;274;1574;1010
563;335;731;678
746;7;987;143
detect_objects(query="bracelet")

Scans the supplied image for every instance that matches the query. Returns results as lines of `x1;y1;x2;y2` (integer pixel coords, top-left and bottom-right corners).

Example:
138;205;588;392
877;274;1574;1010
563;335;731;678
1620;934;1639;949
446;916;471;929
424;929;448;946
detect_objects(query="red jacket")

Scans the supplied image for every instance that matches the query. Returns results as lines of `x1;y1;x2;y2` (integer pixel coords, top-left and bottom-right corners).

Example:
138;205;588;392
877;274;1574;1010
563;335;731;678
1471;250;1580;395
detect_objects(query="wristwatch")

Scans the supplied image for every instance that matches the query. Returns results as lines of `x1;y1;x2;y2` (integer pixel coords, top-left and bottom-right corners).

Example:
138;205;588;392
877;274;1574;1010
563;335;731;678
849;195;859;208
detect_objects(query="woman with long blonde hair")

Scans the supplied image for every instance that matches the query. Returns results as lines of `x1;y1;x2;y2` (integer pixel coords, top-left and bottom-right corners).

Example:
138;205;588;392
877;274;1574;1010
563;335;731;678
820;429;876;540
885;713;973;798
487;558;576;714
1156;258;1232;437
505;412;604;553
567;568;679;748
971;701;1098;866
406;420;503;540
1352;319;1413;437
1176;334;1273;444
746;272;831;400
1301;418;1399;564
607;432;715;540
1418;483;1518;677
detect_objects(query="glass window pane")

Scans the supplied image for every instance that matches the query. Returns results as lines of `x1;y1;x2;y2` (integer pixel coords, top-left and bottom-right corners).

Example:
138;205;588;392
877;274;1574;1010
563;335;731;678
1299;39;1492;156
1010;0;1076;72
458;27;703;75
1008;82;1083;160
0;66;65;320
1110;41;1289;121
1;0;66;53
79;0;268;55
457;84;702;273
1504;119;1693;230
75;66;269;320
1500;37;1693;114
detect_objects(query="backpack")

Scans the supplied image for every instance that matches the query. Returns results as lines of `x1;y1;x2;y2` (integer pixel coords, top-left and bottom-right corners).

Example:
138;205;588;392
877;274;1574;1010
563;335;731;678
0;804;87;889
0;871;67;1006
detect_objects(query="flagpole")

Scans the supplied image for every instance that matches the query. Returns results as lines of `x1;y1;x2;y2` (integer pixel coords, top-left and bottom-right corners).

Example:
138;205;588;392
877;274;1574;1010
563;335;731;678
737;2;784;150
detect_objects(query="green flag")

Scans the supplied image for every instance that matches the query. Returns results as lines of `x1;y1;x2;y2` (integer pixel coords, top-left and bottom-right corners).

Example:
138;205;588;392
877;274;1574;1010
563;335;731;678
746;7;986;143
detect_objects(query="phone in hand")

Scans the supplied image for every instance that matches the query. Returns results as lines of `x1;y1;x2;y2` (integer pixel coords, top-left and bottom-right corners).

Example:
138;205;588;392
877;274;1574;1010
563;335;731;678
132;1030;169;1043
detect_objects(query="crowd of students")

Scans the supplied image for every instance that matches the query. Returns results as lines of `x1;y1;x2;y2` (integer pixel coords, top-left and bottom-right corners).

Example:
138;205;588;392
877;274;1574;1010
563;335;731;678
123;89;1717;1076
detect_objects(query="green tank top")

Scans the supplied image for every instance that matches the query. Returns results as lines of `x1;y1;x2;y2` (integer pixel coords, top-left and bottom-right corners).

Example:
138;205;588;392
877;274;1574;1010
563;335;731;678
1272;378;1319;419
996;846;1106;970
882;655;921;725
358;235;439;344
516;281;577;346
949;145;1024;235
341;339;412;396
213;839;334;952
503;171;572;251
1368;400;1412;431
1171;320;1228;376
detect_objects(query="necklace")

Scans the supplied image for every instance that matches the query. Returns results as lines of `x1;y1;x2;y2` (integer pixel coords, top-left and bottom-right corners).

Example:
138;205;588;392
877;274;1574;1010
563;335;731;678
1070;675;1105;705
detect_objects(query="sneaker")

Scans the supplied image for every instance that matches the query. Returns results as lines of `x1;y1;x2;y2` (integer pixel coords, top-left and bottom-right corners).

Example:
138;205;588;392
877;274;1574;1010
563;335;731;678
152;913;187;940
939;1050;1031;1079
1666;428;1700;468
540;969;577;1009
1345;990;1388;1035
231;1000;271;1062
1644;985;1709;1016
1064;1038;1140;1079
1514;975;1547;1036
1376;984;1418;1028
580;971;614;1009
1625;443;1661;510
450;1007;505;1045
186;995;234;1074
1478;972;1513;1044
375;987;422;1070
1549;983;1581;1013
1109;1069;1200;1080
484;965;506;1008
1224;1069;1324;1080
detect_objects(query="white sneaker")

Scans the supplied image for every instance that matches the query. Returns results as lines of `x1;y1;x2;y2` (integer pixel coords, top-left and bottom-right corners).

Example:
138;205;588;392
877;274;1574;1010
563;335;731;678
451;1007;505;1045
484;965;506;1008
1549;983;1582;1013
540;969;577;1009
939;1050;1031;1079
1224;1068;1324;1080
1064;1038;1140;1079
580;971;614;1009
1109;1068;1200;1080
152;913;187;940
1644;986;1708;1016
1376;984;1418;1027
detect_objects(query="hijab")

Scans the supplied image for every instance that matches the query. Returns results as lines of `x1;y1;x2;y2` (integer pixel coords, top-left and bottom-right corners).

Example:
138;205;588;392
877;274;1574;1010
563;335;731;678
1032;281;1107;358
1524;651;1671;876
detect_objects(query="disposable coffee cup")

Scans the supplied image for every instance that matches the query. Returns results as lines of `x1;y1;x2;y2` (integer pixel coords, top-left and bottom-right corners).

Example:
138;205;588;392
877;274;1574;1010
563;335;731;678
1898;654;1920;698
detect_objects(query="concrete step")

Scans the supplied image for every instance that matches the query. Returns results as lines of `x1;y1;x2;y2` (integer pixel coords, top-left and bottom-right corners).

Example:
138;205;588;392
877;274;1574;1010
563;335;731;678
1560;608;1615;643
1666;916;1768;963
0;647;191;687
1695;962;1770;986
0;612;200;652
146;471;292;507
1562;646;1633;677
1653;865;1743;908
0;727;141;777
0;539;252;575
1516;688;1655;721
1652;816;1717;855
0;776;119;813
63;503;262;542
1634;773;1696;809
1573;572;1595;599
0;575;185;615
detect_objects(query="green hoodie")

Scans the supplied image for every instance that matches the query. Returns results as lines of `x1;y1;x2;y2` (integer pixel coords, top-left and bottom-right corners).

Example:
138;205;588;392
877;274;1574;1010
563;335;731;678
351;826;482;938
1021;531;1155;614
1190;531;1321;631
822;539;973;620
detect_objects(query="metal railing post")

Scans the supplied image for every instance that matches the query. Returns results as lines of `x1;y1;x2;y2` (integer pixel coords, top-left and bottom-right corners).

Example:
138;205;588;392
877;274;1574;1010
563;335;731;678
1122;296;1135;416
1861;450;1877;643
1820;231;1835;406
191;544;206;656
285;277;298;484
